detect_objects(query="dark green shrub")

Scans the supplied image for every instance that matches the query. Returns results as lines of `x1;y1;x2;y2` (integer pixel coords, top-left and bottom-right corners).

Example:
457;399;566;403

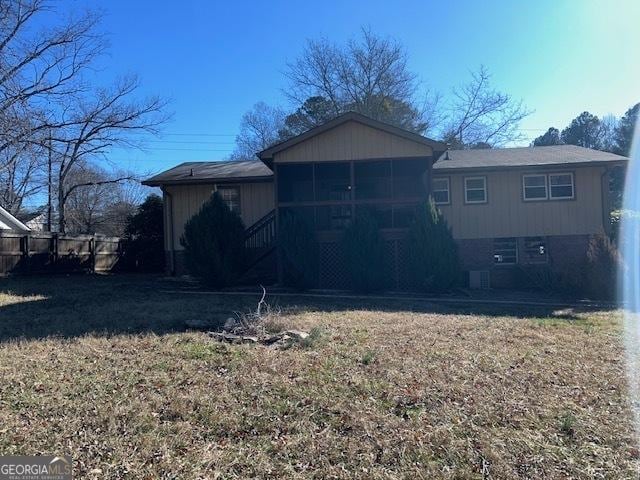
407;198;460;292
124;194;164;272
180;192;246;287
279;210;317;290
342;208;388;292
583;234;621;301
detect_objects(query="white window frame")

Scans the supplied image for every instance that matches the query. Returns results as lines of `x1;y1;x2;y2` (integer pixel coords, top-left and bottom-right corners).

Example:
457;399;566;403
464;176;487;204
432;177;450;205
522;174;548;201
549;172;575;200
216;185;241;214
493;237;518;265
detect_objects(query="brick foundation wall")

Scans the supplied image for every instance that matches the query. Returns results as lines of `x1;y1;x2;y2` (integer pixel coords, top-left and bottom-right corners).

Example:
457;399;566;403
456;234;592;289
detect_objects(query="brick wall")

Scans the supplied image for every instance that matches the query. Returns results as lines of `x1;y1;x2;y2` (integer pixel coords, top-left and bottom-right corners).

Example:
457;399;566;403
456;234;592;289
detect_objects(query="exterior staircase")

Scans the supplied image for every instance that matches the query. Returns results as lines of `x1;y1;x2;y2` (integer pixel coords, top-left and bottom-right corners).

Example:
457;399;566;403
241;210;277;284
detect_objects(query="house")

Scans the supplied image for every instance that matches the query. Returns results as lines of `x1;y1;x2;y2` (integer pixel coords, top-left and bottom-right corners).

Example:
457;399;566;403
16;208;48;232
0;205;30;232
143;112;627;289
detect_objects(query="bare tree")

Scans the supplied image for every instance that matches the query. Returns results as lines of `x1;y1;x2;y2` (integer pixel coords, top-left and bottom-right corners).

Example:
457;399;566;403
444;66;531;148
0;142;47;213
283;28;440;135
230;102;286;160
51;76;167;233
0;1;104;162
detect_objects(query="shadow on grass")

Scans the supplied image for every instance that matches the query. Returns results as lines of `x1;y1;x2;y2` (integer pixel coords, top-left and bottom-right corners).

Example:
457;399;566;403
0;274;614;342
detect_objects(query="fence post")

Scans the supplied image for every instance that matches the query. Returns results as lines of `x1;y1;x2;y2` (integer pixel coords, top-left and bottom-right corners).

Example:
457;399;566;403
22;233;30;274
53;233;58;272
90;236;96;273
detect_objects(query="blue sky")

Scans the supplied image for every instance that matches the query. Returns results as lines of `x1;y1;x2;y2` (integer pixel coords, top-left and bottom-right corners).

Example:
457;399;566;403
69;0;640;176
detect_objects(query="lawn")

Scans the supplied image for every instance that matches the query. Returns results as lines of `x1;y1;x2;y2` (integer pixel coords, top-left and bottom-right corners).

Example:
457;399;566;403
0;274;637;479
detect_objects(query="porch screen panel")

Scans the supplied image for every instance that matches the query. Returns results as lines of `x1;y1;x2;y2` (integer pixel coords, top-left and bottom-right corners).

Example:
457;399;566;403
354;160;392;199
278;164;313;202
393;158;428;199
315;162;351;201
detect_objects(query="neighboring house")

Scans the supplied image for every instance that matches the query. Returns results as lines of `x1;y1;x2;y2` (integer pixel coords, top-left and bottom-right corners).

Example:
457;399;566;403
0;205;30;231
16;209;48;232
144;112;627;289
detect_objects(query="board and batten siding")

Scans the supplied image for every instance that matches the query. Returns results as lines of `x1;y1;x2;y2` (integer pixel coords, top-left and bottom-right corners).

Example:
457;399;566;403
435;166;608;239
163;182;274;251
273;120;433;163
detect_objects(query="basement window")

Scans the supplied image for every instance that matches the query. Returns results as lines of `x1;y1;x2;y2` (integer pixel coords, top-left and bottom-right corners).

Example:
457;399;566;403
523;174;548;200
494;237;517;265
217;186;241;214
549;173;575;200
524;236;548;263
432;177;450;205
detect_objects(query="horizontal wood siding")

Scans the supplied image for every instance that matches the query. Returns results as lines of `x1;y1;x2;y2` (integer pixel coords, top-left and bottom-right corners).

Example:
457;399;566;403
436;166;607;239
274;120;433;163
165;182;274;251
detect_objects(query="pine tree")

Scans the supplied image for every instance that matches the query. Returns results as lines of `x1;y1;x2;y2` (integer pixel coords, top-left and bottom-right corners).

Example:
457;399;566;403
342;209;388;292
407;198;460;292
279;210;318;290
180;192;245;287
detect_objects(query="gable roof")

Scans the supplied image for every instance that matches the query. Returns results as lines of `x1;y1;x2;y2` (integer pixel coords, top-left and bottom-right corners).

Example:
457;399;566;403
257;111;446;165
433;145;628;172
142;160;273;186
0;205;30;231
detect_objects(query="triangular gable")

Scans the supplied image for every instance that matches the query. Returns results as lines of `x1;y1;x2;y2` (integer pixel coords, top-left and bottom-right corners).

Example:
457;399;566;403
258;112;444;165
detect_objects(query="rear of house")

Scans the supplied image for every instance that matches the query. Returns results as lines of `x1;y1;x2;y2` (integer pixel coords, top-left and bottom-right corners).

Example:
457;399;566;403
144;112;626;290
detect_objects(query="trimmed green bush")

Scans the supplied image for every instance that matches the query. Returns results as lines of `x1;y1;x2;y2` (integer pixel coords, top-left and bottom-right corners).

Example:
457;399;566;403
180;192;246;287
407;198;460;292
342;208;388;292
279;210;318;290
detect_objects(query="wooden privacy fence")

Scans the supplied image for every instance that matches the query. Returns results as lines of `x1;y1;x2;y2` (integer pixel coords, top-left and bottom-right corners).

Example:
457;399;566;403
0;231;126;274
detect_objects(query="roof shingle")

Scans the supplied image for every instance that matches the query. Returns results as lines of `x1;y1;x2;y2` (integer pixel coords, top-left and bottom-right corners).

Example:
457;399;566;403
434;145;627;171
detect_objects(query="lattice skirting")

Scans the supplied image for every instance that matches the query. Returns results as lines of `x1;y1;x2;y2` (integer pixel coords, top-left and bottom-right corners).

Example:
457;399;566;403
318;239;411;290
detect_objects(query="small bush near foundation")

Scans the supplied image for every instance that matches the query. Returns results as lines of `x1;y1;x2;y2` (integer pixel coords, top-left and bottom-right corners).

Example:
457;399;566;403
180;192;245;287
279;210;318;290
518;235;621;300
407;198;460;292
342;208;388;292
583;234;621;301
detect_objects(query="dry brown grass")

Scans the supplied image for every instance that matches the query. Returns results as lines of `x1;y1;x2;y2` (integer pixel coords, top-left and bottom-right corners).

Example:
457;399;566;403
0;275;638;478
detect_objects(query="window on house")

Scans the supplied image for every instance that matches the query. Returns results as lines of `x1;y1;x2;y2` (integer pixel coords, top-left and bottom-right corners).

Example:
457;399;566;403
549;173;574;199
393;158;428;199
277;164;313;203
354;160;392;199
432;177;450;205
314;162;351;201
464;176;487;204
523;174;548;200
494;237;517;265
524;237;548;263
217;186;241;214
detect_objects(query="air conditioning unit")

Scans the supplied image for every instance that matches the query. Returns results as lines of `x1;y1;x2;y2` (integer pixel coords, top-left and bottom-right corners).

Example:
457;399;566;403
469;270;490;289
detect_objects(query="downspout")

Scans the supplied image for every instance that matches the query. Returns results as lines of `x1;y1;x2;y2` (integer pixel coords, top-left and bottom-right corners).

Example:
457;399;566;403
161;186;176;275
601;167;613;238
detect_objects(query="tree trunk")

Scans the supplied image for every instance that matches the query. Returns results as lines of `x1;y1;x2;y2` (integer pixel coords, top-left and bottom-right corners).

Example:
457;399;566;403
58;183;66;234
